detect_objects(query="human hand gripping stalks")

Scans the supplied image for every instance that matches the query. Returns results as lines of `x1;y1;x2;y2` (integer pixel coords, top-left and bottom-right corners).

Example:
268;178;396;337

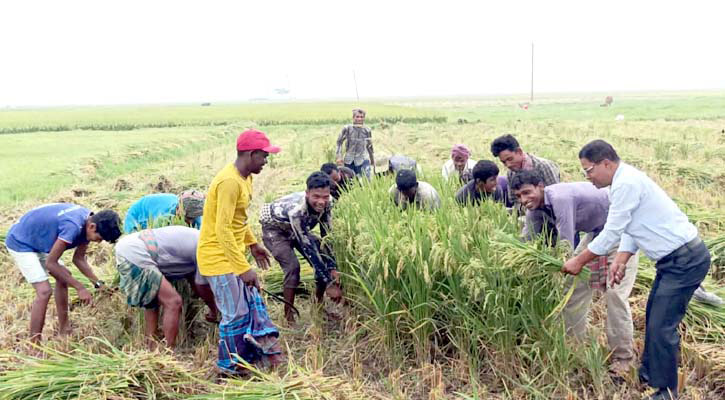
488;230;590;320
328;175;608;395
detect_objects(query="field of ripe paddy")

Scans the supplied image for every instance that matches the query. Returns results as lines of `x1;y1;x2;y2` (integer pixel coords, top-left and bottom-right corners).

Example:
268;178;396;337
0;92;723;399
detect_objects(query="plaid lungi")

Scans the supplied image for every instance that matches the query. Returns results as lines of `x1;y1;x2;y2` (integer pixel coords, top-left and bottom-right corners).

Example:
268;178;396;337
206;274;282;373
116;258;163;308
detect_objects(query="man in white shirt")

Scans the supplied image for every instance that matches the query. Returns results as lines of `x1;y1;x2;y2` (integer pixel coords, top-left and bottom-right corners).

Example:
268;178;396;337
390;169;441;211
562;140;710;400
442;144;476;184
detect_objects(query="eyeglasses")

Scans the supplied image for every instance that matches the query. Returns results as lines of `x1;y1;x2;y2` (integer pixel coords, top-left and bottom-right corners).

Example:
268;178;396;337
582;162;599;176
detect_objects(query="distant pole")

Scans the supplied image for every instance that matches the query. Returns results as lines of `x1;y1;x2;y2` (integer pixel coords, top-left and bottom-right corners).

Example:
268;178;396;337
353;70;360;102
530;42;534;103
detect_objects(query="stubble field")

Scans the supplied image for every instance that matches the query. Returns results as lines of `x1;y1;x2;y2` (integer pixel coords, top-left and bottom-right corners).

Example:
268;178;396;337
0;92;723;399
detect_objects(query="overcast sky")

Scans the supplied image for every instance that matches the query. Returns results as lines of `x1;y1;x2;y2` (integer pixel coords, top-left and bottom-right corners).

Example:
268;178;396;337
0;1;723;106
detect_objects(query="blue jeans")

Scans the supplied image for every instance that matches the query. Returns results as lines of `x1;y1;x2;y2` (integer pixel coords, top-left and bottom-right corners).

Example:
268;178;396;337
639;238;710;393
345;160;371;178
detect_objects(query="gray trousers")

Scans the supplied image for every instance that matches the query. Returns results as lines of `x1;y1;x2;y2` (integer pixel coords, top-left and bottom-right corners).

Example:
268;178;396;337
564;233;639;361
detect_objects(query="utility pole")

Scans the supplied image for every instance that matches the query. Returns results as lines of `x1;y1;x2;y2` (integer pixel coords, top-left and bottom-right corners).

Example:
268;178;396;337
353;70;360;102
530;42;534;103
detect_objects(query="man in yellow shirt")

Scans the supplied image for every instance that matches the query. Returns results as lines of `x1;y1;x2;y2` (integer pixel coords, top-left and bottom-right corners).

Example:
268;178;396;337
197;129;283;374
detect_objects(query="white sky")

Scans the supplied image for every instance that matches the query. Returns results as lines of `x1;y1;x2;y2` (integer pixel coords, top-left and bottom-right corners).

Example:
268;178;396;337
0;1;723;106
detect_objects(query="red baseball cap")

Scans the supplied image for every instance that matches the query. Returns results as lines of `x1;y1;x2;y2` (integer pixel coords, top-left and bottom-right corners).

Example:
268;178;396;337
236;129;281;153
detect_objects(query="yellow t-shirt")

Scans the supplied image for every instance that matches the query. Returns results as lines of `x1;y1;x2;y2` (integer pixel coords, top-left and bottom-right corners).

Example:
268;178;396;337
197;163;258;276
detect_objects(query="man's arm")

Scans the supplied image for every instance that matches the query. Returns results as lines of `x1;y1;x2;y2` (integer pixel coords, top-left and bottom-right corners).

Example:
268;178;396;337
46;240;93;303
366;131;375;173
609;251;635;285
319;210;332;239
72;244;101;284
335;127;347;164
214;179;252;274
588;182;641;256
564;181;642;275
289;212;334;285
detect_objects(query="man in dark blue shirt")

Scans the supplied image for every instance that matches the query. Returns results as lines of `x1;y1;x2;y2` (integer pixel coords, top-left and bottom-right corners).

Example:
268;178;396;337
5;204;122;343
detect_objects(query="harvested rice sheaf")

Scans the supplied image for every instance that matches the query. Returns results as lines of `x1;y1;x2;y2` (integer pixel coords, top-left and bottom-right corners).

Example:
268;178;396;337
0;338;367;400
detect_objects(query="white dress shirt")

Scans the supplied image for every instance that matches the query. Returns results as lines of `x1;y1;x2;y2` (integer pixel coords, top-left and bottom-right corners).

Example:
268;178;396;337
588;162;698;261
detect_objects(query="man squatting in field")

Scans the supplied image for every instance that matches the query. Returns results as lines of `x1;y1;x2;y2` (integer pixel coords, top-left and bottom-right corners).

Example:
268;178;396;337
260;172;342;324
376;154;420;178
490;134;560;214
390;169;441;211
511;170;638;374
442;144;476;185
114;226;218;348
336;108;375;178
123;190;205;233
4;204;122;342
321;163;355;200
455;160;512;208
562;140;711;400
196;129;284;374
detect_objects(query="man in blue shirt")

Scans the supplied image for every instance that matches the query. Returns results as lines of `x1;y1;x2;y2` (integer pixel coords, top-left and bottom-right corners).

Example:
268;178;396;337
562;140;710;400
123;190;205;234
4;204;122;343
455;160;512;207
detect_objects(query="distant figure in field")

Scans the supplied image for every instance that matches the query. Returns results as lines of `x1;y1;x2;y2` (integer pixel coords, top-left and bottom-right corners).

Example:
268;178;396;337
4;204;122;343
390;169;441;211
601;96;614;107
124;190;205;233
442;144;476;184
336;108;375;178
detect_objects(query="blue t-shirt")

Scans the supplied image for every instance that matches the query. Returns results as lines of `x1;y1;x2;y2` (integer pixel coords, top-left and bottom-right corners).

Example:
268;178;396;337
123;193;201;233
5;203;90;253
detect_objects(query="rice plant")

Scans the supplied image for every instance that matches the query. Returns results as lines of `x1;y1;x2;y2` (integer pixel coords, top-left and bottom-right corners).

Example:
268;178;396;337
329;175;598;395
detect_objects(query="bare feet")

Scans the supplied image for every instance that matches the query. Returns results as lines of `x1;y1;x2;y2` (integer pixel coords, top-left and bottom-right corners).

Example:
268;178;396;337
57;324;73;337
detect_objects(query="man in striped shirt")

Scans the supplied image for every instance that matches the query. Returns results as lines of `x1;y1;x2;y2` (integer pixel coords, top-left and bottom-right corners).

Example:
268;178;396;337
490;134;560;213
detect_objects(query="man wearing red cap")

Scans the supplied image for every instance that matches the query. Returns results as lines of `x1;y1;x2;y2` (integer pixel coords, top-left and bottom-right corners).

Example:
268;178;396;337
197;129;284;374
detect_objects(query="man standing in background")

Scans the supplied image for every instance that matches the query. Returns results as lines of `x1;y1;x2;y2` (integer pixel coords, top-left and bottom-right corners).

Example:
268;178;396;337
336;108;375;178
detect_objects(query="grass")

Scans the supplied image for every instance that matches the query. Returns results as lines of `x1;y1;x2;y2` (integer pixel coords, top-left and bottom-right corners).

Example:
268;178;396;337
399;91;725;123
1;92;725;398
0;127;234;207
0;102;444;134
